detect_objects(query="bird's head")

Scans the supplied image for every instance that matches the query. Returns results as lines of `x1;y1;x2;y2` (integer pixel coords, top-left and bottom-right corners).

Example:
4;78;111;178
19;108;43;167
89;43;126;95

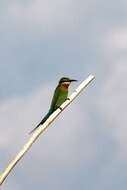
58;77;77;89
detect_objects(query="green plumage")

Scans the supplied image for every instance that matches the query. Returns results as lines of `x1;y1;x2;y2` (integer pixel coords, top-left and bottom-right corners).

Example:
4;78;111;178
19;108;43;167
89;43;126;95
50;86;68;111
29;77;77;134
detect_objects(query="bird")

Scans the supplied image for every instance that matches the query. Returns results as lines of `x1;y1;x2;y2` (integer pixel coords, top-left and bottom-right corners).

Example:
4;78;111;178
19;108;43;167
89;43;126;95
29;77;77;134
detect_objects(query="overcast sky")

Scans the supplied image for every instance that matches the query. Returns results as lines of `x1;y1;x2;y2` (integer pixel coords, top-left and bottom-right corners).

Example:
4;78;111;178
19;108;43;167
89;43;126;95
0;0;127;189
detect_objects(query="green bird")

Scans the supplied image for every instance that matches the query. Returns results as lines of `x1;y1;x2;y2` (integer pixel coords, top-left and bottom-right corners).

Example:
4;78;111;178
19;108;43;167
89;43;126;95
30;77;77;134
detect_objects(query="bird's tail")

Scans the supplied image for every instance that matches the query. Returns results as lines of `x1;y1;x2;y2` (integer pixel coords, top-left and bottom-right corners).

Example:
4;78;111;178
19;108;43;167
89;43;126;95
29;110;53;134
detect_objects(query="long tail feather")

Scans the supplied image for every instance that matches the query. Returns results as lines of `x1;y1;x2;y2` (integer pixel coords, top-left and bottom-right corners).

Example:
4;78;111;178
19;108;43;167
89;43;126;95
29;110;53;134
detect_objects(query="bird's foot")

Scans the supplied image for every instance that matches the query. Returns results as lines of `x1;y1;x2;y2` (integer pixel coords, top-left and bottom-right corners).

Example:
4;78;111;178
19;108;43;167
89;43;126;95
58;107;63;111
66;97;70;101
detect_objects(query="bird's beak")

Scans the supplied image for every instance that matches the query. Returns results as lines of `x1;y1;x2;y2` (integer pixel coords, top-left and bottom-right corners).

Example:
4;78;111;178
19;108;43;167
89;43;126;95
70;79;78;82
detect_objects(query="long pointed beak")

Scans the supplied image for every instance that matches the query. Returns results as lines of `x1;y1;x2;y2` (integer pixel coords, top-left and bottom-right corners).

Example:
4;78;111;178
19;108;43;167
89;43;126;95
70;79;78;82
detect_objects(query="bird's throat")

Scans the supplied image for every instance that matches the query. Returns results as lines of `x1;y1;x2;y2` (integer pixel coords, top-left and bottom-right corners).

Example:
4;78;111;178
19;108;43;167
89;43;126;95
63;84;69;89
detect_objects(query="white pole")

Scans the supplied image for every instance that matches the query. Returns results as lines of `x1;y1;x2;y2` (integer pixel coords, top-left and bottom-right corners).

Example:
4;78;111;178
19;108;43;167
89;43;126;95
0;75;95;186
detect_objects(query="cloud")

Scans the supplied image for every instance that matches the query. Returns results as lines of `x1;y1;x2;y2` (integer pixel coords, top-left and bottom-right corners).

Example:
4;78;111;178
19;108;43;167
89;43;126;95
104;28;127;51
1;0;80;35
97;62;127;154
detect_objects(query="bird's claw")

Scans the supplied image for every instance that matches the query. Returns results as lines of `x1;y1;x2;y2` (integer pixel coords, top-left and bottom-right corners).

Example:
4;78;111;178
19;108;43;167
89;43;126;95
58;107;63;111
66;97;70;101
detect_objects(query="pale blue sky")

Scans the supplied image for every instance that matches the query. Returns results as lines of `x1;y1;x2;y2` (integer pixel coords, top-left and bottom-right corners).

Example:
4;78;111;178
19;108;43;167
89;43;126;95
0;0;127;189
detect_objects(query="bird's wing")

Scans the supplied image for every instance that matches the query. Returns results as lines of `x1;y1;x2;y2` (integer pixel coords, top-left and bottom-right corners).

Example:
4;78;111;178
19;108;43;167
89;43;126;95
50;86;60;111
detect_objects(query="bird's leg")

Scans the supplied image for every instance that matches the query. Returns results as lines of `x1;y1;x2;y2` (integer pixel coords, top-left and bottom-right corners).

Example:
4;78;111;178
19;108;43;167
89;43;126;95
66;97;70;101
58;107;63;111
56;98;70;112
